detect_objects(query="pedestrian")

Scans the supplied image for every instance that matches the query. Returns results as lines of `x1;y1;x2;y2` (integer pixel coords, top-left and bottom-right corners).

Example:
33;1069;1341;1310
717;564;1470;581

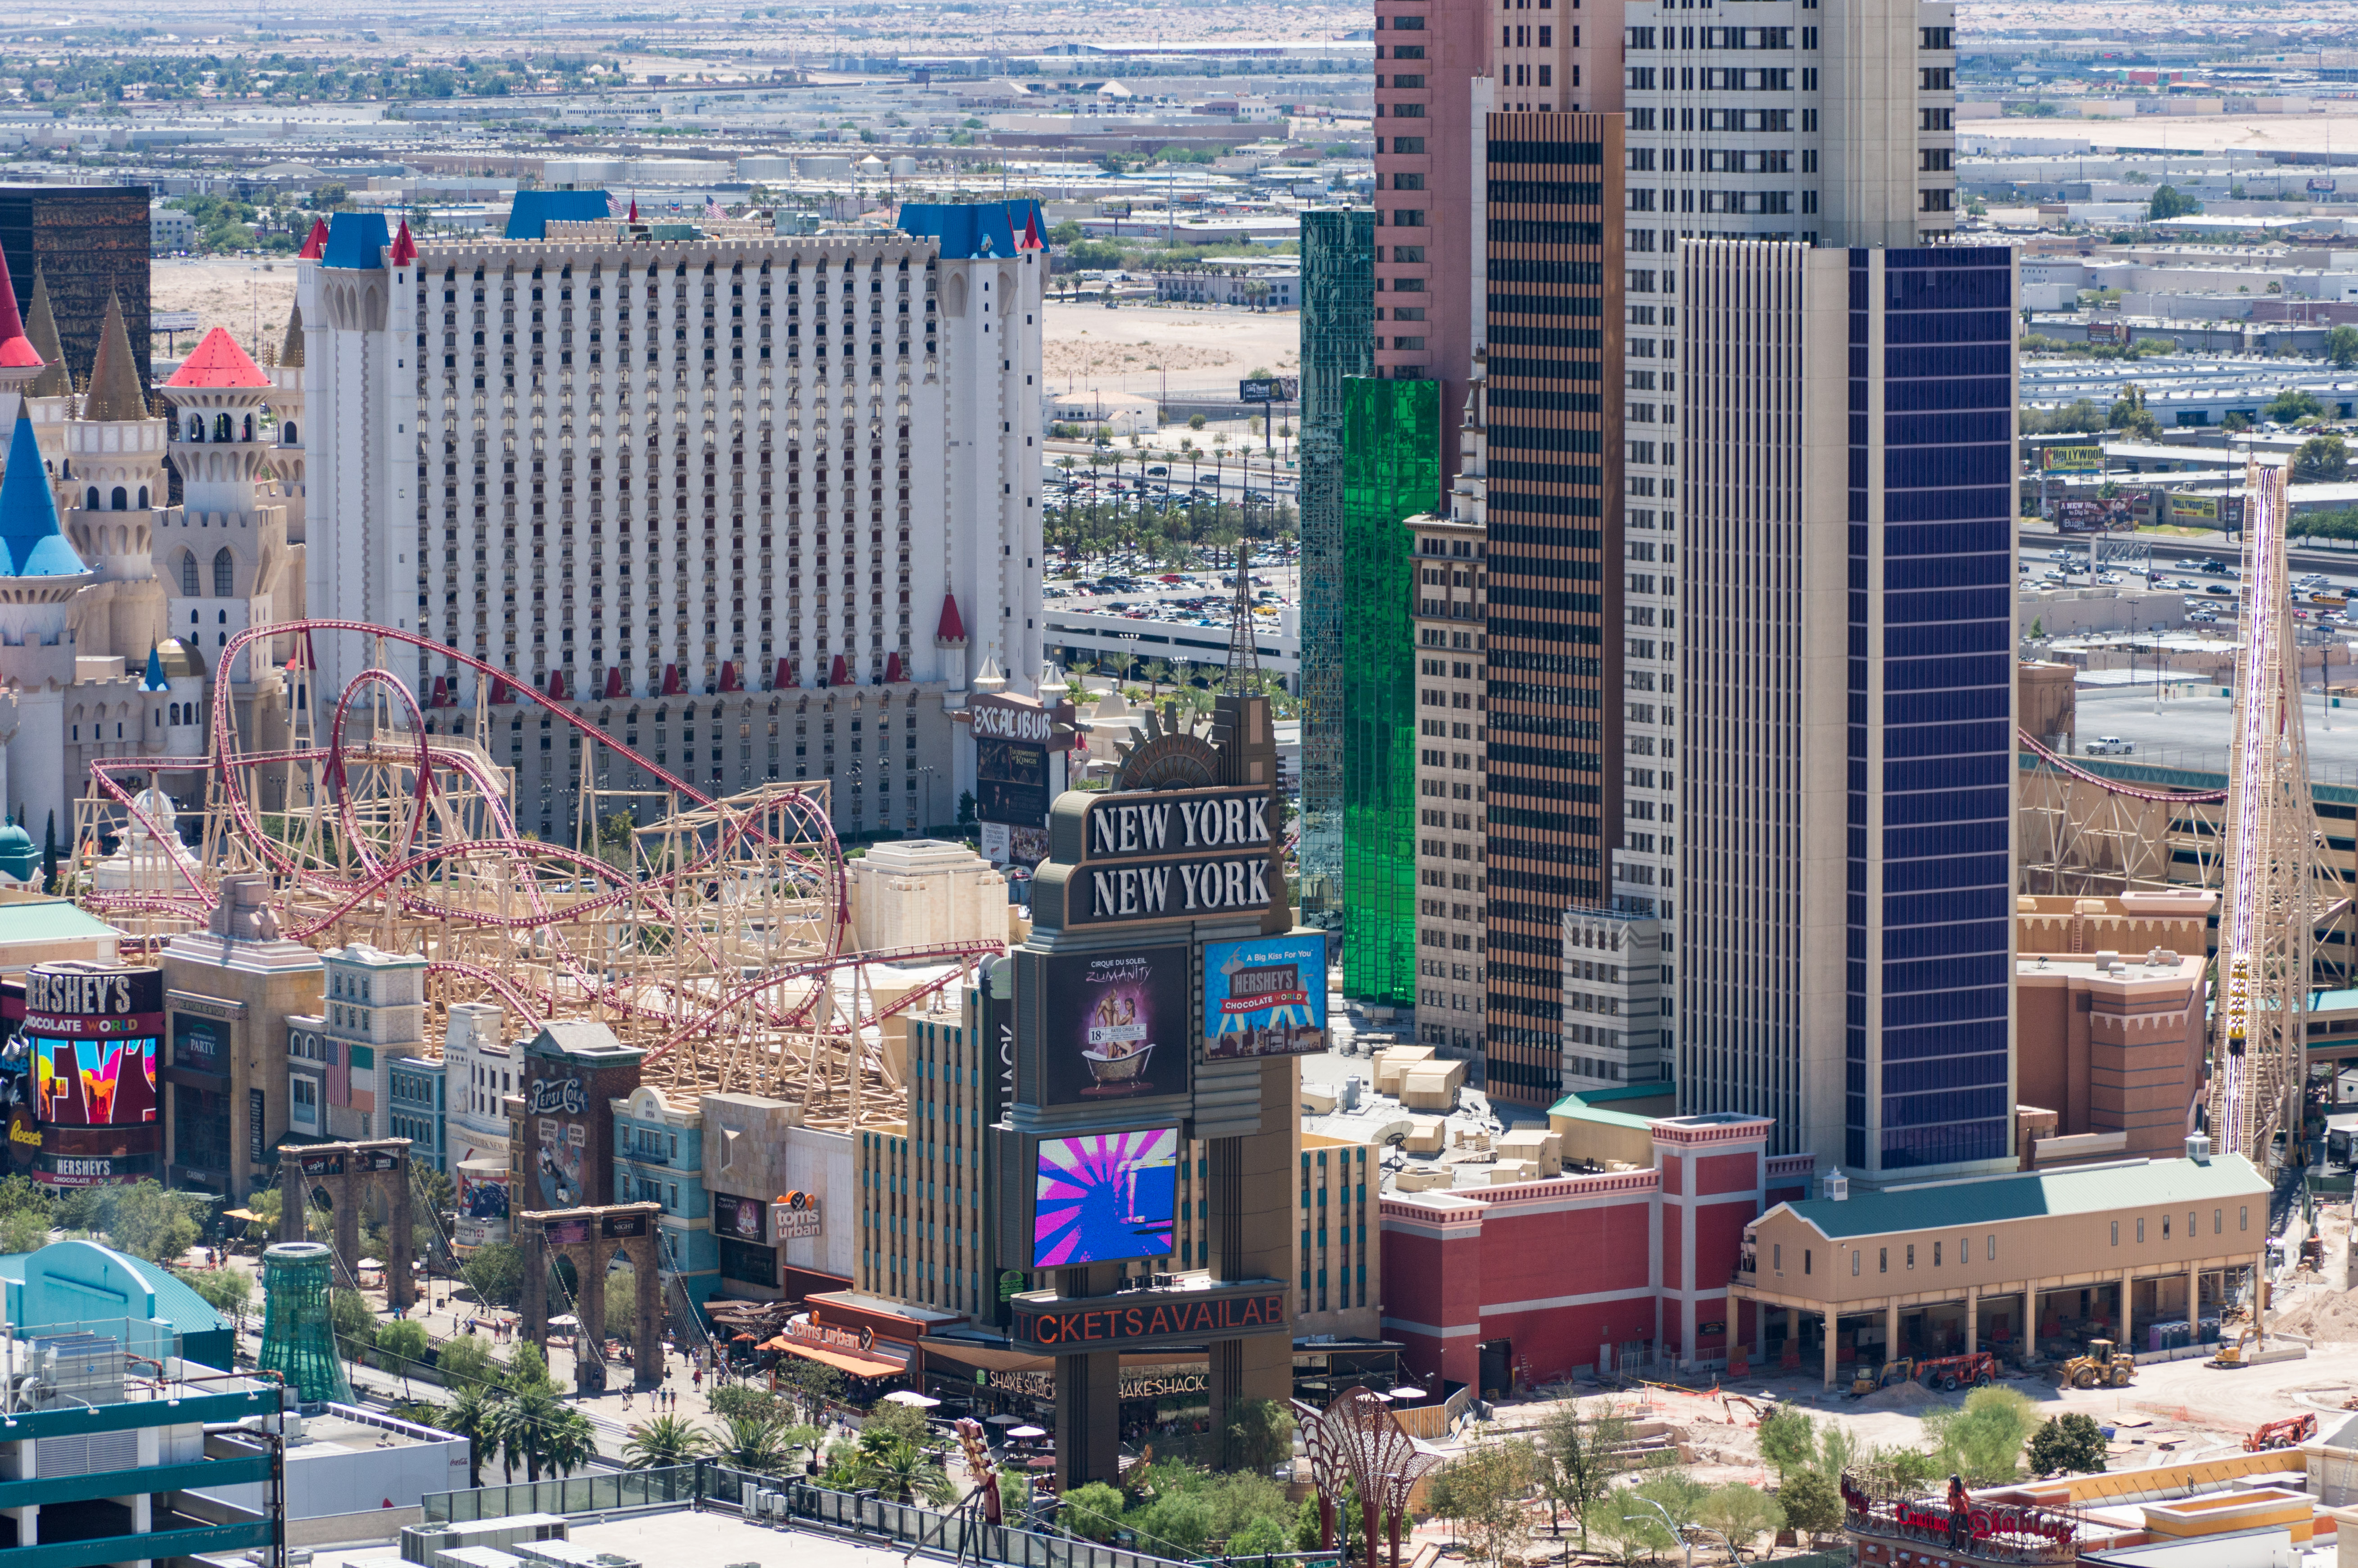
623;1387;634;1411
692;1365;703;1391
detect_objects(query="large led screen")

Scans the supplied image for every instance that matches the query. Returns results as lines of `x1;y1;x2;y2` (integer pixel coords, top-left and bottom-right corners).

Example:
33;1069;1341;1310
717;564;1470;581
1038;947;1190;1106
1033;1127;1179;1268
34;1037;157;1127
1203;934;1330;1059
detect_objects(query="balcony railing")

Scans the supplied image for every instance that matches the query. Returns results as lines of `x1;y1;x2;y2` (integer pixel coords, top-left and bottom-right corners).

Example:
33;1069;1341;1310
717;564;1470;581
1839;1475;2078;1566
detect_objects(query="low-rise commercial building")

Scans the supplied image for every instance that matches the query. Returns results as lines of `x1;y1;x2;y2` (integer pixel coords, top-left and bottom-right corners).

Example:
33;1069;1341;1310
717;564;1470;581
612;1085;718;1314
1730;1139;2270;1384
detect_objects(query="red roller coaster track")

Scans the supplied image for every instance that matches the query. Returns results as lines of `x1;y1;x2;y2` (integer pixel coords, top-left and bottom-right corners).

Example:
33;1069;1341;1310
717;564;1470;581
74;620;1005;1102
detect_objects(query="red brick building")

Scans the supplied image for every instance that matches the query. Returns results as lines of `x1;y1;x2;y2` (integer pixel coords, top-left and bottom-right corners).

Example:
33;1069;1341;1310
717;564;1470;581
1378;1112;1813;1390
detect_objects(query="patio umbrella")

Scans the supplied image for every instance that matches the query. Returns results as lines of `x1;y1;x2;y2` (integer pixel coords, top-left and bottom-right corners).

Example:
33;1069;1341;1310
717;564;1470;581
550;1314;579;1328
985;1413;1022;1425
1007;1424;1048;1439
885;1390;942;1407
1387;1385;1426;1401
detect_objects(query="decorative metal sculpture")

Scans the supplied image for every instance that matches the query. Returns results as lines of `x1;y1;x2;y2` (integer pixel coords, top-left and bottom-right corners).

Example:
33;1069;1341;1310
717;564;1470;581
1294;1384;1445;1568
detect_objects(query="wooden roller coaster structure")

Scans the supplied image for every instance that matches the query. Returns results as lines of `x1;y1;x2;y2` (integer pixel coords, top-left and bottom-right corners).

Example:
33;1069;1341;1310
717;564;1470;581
66;620;1002;1127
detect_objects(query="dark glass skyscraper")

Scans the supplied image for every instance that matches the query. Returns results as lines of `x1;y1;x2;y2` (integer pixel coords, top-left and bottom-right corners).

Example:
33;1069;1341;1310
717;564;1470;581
1479;112;1624;1107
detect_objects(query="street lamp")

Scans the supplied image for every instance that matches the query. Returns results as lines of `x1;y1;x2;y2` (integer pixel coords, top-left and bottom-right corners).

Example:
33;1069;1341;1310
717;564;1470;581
1621;1496;1691;1568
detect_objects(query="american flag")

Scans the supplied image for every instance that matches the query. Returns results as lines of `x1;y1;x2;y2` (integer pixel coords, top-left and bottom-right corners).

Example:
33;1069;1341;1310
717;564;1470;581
607;192;626;218
706;196;727;221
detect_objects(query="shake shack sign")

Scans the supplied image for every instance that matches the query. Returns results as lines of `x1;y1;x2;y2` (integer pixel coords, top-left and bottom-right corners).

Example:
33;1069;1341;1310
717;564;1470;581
1039;786;1277;928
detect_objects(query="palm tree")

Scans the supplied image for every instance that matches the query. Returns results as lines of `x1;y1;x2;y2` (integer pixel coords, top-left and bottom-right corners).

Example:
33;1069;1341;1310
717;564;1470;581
506;1386;563;1482
443;1384;502;1489
484;1395;528;1485
854;1435;956;1506
623;1413;708;1469
535;1405;600;1480
706;1411;793;1474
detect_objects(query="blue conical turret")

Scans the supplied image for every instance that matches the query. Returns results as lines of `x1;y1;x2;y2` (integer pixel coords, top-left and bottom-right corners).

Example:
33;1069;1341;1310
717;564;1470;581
143;642;167;692
0;410;87;580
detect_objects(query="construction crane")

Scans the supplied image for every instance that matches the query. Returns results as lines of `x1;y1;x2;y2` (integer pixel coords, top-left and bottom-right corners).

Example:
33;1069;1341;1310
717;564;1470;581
2209;460;2318;1168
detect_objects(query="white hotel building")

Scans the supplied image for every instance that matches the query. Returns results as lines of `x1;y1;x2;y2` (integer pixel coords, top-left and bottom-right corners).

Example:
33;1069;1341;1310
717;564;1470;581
298;199;1049;841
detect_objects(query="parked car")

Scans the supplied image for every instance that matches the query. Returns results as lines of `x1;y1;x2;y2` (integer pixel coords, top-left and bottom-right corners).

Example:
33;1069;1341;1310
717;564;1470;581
2085;736;2136;756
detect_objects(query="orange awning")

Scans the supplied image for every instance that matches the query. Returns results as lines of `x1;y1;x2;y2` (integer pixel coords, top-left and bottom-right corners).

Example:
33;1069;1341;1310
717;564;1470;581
762;1337;907;1379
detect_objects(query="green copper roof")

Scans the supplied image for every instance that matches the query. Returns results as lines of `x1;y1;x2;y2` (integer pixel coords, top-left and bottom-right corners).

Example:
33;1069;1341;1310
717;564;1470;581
1778;1154;2271;1242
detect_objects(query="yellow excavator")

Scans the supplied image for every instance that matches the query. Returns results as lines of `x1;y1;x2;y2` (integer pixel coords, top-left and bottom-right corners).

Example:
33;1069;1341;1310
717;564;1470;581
2059;1338;2136;1389
1850;1357;1916;1397
2211;1327;2259;1369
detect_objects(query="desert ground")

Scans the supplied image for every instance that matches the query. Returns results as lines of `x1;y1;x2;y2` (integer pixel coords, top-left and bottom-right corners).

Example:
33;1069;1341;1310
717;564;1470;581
149;258;1300;399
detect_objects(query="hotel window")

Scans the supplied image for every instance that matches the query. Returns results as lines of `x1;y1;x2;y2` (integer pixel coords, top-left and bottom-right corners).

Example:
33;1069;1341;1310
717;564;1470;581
1932;1242;1941;1267
1988;1235;1997;1261
2111;1222;2120;1246
1879;1248;1888;1273
1906;1245;1915;1270
1773;1243;1781;1272
2241;1206;2250;1230
2137;1218;2146;1243
2215;1208;2223;1234
1851;1250;1860;1276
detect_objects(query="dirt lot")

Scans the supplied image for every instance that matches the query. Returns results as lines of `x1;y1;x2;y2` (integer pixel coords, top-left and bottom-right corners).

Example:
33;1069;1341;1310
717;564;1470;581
150;257;300;355
1042;300;1299;400
150;261;1298;401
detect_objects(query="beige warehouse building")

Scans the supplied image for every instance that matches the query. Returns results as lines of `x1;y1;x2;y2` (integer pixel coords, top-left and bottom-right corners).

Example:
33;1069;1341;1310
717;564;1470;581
1728;1141;2271;1385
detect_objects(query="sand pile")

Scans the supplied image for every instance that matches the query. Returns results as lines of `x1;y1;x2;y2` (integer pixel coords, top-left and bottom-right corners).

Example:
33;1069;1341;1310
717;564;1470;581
1856;1378;1940;1412
2264;1288;2358;1344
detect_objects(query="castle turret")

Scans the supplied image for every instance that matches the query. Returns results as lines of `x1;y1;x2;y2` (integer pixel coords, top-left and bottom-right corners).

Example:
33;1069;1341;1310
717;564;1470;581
19;269;72;473
0;407;95;840
162;327;286;684
60;290;168;663
0;235;40;433
267;302;307;545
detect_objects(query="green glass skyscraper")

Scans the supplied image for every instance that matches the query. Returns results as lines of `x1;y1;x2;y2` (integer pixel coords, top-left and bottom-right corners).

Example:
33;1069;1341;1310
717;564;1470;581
1297;211;1374;936
1340;377;1437;1007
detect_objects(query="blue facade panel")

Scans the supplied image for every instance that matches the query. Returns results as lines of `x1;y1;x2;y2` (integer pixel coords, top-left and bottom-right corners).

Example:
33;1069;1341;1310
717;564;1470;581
1869;247;2015;1173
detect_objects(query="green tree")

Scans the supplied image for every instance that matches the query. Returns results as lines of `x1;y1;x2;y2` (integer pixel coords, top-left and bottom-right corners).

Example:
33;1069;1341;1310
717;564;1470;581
2328;325;2358;369
1430;1439;1537;1568
2026;1412;2109;1476
1619;1471;1709;1559
2148;184;2203;221
707;1411;793;1473
1221;1396;1296;1473
534;1404;599;1479
1756;1405;1818;1483
505;1385;566;1481
859;1399;932;1446
1;1209;51;1255
1926;1385;2039;1483
1533;1400;1640;1550
1131;1490;1220;1558
775;1354;844;1422
855;1435;956;1505
1061;1480;1127;1542
2296;433;2349;482
172;1263;253;1330
1776;1469;1845;1537
461;1241;525;1307
1697;1482;1783;1561
438;1383;503;1488
504;1339;558;1393
330;1287;377;1361
434;1333;496;1391
2268;388;2326;423
623;1412;706;1468
373;1316;431;1375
